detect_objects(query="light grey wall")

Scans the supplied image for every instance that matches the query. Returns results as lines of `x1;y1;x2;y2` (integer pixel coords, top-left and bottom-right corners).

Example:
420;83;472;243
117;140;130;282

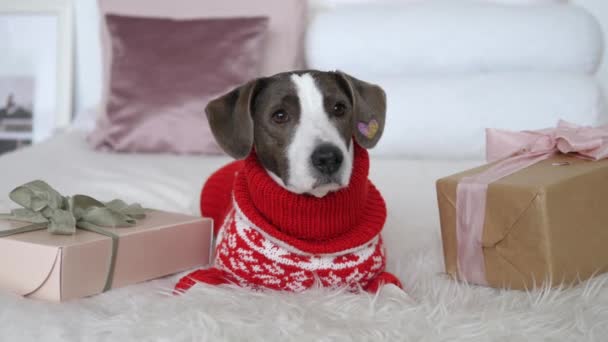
74;0;102;114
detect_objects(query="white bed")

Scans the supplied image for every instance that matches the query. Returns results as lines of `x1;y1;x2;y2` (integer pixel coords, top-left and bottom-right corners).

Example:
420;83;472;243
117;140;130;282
1;131;608;341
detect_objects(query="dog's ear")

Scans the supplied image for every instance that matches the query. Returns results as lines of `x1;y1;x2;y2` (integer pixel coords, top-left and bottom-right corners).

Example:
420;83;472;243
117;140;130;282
336;71;386;149
205;80;260;159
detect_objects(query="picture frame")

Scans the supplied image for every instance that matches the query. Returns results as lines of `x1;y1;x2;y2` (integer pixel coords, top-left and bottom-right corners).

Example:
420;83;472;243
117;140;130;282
0;0;73;152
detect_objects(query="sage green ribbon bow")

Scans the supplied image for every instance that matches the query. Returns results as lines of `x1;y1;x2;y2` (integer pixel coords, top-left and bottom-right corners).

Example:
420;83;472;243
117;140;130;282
0;180;146;292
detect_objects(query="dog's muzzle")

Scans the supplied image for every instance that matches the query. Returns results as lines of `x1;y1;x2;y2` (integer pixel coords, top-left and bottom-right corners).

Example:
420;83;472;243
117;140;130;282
311;143;343;175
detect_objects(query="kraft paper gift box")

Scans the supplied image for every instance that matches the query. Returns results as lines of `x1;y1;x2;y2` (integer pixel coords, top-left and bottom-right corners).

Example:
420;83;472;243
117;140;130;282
0;181;213;302
436;121;608;290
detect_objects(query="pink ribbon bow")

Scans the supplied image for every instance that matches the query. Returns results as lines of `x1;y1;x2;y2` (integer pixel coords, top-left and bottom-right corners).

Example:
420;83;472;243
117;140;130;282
456;120;608;285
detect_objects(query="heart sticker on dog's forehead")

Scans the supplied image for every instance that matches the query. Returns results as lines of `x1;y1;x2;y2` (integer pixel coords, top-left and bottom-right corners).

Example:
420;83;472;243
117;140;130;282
358;119;379;139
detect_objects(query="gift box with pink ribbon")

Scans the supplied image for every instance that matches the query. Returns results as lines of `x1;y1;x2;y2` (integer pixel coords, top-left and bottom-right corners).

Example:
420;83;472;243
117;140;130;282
0;180;213;301
436;121;608;289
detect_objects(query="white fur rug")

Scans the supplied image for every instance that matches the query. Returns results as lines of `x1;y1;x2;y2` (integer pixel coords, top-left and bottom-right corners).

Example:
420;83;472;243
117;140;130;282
1;135;607;341
2;232;607;341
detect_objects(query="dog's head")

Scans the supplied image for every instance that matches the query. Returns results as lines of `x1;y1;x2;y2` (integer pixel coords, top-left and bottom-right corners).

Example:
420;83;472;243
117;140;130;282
206;70;386;197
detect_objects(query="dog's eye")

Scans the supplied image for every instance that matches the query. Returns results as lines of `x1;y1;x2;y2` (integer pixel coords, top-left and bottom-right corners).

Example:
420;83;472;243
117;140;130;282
271;110;290;124
333;102;346;117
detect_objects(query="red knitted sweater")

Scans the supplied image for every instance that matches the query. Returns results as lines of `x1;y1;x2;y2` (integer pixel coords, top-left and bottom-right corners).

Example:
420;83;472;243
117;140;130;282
175;144;401;293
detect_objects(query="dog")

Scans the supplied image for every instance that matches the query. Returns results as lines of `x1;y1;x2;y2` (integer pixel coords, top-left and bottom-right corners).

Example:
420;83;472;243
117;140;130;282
174;70;401;293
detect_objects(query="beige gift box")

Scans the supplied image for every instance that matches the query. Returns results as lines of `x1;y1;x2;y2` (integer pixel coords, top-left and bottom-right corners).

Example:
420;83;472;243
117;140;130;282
436;155;608;289
0;210;213;301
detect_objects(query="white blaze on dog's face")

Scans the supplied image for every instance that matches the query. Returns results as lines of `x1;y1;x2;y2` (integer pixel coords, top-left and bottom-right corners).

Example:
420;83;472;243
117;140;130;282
268;73;354;197
205;70;386;198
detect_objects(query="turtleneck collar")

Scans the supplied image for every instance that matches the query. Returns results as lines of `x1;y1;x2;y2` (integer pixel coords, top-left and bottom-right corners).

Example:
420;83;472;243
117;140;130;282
233;143;387;254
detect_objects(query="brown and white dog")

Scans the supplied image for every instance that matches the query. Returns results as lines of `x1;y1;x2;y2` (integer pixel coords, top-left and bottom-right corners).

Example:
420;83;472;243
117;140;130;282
175;70;401;293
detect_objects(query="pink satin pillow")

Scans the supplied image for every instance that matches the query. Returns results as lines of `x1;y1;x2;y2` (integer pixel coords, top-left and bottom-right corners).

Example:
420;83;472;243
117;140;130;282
88;15;268;154
97;0;306;78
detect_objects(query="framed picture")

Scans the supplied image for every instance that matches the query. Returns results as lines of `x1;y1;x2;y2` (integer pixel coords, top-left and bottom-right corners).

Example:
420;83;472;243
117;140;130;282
0;77;34;153
0;0;73;154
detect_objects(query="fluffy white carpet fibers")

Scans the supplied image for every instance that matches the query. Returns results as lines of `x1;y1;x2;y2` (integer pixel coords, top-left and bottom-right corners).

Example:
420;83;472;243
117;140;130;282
1;232;607;341
1;135;607;341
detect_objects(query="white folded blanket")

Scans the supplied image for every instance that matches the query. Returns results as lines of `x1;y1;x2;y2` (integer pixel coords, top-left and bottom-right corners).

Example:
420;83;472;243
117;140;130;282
369;73;607;159
307;1;603;76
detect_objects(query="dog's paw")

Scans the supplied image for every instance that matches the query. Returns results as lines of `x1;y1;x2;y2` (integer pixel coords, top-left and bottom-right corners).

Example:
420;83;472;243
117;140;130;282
378;283;416;304
365;271;402;293
173;267;234;295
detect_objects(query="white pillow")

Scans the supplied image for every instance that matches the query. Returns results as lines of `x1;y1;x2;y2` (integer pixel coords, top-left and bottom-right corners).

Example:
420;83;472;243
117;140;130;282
314;0;566;6
367;73;606;159
307;2;602;76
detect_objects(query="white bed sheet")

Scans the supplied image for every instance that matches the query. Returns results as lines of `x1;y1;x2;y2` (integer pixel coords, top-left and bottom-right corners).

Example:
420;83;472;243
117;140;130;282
2;133;608;341
0;131;480;239
0;131;231;216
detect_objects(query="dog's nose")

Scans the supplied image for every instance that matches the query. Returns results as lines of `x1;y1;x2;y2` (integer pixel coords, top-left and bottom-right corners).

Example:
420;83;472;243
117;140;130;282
311;144;343;175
